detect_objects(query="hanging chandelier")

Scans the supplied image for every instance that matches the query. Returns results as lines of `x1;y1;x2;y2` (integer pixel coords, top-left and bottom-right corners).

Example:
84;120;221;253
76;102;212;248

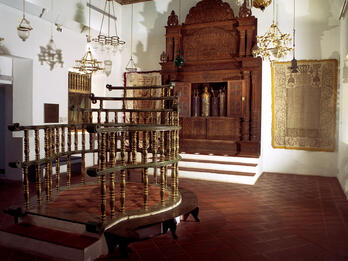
73;0;103;74
252;0;292;60
289;0;298;73
73;48;103;73
125;4;137;72
17;0;33;41
93;0;125;53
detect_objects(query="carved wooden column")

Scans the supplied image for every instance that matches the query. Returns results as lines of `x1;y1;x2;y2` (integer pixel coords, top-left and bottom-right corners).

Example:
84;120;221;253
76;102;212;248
238;29;246;57
242;71;251;141
246;29;254;56
251;68;262;142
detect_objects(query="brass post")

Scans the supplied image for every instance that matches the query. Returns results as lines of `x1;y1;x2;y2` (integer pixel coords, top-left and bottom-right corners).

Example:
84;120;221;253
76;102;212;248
23;129;30;209
55;127;60;192
109;132;116;217
131;131;136;165
49;127;54;199
160;131;165;205
35;129;42;205
100;132;107;222
67;127;72;187
143;131;149;210
152;130;158;184
135;112;140;151
44;128;49;201
74;126;78;152
81;126;86;184
114;112;118;124
105;111;109;124
120;131;126;212
175;111;180;196
164;112;170;188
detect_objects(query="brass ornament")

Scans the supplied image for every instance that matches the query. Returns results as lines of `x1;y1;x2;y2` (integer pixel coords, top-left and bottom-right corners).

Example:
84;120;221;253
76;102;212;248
252;0;272;11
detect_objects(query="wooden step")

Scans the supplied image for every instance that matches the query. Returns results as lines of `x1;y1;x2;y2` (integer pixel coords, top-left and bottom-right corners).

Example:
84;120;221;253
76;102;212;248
180;158;257;167
0;223;107;261
179;166;255;177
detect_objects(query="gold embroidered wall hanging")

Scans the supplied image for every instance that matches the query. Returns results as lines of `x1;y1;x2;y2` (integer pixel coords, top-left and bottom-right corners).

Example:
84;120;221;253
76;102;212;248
271;59;337;151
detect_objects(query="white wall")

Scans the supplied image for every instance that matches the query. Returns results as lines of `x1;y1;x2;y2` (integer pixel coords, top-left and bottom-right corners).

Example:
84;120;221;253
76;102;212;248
338;9;348;198
120;0;341;178
258;0;340;177
0;2;124;125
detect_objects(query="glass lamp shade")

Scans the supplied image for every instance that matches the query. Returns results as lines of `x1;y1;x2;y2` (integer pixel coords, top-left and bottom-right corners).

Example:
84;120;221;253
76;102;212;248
104;60;112;76
17;17;32;41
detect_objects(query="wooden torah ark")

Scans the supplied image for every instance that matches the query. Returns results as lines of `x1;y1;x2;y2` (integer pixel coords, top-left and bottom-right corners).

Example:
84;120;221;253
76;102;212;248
160;0;262;156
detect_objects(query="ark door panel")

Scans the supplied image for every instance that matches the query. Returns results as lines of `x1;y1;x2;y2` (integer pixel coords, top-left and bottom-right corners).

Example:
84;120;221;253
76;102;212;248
182;117;206;139
227;80;246;117
173;82;191;117
207;117;241;140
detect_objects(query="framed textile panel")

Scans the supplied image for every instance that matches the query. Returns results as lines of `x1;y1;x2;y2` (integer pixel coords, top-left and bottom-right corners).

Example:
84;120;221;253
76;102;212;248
124;71;162;123
68;72;92;124
271;59;337;151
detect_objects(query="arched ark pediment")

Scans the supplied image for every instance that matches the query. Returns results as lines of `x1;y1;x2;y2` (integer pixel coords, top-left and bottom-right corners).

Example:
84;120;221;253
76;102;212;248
185;0;235;25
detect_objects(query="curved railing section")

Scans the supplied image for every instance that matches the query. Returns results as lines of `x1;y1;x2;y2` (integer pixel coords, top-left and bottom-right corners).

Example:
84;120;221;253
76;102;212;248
7;82;181;226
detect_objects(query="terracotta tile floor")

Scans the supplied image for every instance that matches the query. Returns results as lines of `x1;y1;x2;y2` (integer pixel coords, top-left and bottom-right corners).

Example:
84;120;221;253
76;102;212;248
1;173;348;260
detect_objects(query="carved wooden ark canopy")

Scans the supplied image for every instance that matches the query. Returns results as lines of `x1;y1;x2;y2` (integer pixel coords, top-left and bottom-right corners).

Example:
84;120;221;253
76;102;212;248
160;0;262;156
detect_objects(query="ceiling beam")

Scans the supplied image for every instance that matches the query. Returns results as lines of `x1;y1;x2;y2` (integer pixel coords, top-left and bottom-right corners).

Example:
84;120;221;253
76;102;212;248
114;0;152;5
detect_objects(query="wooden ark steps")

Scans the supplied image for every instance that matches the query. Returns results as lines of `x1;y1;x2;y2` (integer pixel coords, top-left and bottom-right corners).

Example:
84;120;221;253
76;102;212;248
0;222;108;261
178;153;261;185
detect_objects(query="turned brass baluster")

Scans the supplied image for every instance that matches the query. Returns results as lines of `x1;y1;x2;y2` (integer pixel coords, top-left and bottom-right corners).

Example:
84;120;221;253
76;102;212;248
49;128;54;199
170;114;176;198
143;131;149;210
100;132;107;222
175;111;180;196
61;127;65;155
105;111;109;124
35;129;42;205
97;102;102;183
109;132;116;217
81;126;86;184
44;128;50;201
120;131;126;212
67;127;72;187
164;112;170;188
160;131;165;205
131;130;137;165
23;129;30;209
136;112;140;151
74;126;78;152
152;130;158;184
55;127;60;192
114;112;118;124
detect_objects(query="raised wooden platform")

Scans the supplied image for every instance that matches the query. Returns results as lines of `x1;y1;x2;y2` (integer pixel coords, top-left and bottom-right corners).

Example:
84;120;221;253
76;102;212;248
1;183;199;260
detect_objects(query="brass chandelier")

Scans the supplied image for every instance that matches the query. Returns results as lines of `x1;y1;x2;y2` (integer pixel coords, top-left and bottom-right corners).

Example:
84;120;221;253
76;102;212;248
73;0;103;74
93;0;125;53
73;48;103;73
252;0;292;60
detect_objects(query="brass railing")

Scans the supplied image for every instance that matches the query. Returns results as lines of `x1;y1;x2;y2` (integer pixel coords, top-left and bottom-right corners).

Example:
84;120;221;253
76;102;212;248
8;82;181;224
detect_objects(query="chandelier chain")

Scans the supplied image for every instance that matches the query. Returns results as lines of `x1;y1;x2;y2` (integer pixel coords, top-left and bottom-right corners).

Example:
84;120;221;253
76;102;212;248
130;4;133;58
99;0;108;35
